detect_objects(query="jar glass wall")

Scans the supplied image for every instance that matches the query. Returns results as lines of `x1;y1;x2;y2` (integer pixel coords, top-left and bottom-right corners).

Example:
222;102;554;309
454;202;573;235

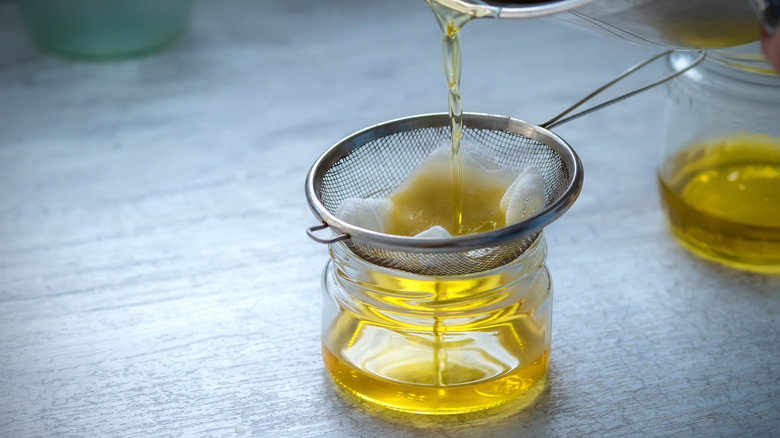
321;235;553;415
659;43;780;272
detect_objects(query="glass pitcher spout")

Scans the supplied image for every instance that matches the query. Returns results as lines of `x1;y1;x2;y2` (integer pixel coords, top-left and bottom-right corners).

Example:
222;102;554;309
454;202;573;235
426;0;767;50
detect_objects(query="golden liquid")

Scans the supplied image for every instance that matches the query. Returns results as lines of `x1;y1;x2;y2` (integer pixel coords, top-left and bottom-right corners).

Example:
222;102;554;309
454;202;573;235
323;346;550;415
659;135;780;271
424;0;470;234
662;20;760;49
323;241;552;414
386;169;508;236
322;268;551;414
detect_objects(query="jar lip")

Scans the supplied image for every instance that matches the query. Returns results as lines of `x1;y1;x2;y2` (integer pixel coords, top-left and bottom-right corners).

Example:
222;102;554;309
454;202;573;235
322;257;553;318
670;42;780;84
329;231;547;280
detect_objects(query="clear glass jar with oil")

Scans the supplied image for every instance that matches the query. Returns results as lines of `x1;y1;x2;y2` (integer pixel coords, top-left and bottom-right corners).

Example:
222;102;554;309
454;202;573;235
321;234;552;415
659;43;780;272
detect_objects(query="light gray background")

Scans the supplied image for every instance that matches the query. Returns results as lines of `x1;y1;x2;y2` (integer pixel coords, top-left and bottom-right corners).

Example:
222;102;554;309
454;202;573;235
1;0;778;436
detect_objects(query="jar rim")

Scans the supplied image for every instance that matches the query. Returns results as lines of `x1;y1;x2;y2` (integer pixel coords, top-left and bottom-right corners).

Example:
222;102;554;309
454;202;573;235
329;231;547;281
670;42;780;84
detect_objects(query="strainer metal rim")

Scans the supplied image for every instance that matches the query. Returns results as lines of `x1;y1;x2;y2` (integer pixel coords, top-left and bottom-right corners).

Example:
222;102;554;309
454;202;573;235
305;112;583;253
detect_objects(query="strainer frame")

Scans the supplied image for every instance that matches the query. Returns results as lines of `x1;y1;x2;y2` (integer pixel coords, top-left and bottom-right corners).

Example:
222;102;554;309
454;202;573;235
305;112;583;254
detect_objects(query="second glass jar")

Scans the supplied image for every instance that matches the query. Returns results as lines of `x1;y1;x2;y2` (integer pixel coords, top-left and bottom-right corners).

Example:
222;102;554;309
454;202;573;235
659;43;780;272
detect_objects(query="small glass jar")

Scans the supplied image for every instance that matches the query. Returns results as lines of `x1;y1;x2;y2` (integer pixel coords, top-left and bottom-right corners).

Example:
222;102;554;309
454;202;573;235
659;43;780;272
321;234;552;415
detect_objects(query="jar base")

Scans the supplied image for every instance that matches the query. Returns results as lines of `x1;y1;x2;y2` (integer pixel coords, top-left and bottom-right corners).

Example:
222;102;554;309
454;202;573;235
322;344;549;415
667;229;780;273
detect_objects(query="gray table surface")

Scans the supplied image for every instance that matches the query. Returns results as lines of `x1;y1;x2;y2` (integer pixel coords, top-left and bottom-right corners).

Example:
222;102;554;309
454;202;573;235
1;0;779;437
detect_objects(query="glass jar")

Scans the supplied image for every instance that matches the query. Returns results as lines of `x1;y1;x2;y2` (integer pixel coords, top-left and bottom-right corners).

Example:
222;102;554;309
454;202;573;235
659;42;780;272
321;234;553;415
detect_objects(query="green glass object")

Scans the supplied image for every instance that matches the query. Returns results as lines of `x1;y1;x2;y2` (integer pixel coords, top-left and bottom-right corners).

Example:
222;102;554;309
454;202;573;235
17;0;194;60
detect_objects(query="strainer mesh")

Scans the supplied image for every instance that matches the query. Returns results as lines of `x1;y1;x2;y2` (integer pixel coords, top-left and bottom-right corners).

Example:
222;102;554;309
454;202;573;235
317;123;570;276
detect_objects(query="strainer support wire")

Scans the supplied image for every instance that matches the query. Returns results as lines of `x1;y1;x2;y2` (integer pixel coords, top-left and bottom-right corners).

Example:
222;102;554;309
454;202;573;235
541;50;706;128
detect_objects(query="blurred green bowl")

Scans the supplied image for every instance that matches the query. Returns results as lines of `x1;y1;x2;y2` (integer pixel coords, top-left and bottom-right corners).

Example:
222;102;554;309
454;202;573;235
17;0;194;60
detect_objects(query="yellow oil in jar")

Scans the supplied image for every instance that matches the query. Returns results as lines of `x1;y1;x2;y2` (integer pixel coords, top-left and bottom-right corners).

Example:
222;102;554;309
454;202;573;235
658;135;780;271
323;346;549;415
662;20;760;49
322;241;552;415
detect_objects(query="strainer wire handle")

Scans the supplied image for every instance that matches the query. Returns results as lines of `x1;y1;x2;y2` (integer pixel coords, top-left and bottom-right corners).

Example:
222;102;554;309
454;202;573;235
541;50;707;129
307;222;350;244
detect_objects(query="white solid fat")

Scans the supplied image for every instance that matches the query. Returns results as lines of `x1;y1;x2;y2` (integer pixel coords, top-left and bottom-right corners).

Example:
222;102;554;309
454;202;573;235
335;197;393;232
500;166;545;224
414;225;452;239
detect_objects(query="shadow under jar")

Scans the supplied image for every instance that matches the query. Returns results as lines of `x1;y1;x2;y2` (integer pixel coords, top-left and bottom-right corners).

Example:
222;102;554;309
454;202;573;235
321;235;552;415
658;43;780;272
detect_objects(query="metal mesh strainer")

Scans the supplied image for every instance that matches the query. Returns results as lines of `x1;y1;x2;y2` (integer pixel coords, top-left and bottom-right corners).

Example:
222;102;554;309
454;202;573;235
305;50;707;276
305;113;582;276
